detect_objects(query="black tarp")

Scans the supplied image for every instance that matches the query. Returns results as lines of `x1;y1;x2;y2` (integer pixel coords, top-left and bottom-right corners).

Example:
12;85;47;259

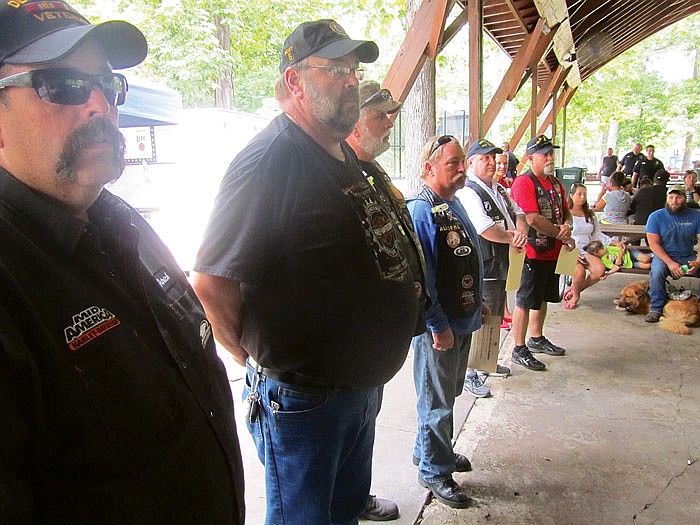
118;76;182;128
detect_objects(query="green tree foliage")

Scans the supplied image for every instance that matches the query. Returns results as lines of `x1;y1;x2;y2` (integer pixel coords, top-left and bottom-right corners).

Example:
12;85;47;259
565;12;700;168
72;0;402;111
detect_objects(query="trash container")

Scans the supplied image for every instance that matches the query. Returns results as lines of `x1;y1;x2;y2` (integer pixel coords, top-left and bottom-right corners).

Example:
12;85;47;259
555;167;586;195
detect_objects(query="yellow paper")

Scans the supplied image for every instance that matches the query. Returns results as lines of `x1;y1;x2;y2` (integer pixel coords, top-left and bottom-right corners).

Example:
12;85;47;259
467;315;502;373
555;246;580;276
506;247;525;291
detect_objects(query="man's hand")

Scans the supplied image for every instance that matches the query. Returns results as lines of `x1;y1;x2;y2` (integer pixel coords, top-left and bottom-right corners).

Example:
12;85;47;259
555;223;572;241
432;328;454;352
481;302;491;323
668;260;684;279
511;230;528;249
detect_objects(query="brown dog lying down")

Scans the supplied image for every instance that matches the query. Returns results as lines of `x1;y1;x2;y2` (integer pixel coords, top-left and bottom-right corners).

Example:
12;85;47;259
614;280;650;315
614;280;700;335
661;296;700;335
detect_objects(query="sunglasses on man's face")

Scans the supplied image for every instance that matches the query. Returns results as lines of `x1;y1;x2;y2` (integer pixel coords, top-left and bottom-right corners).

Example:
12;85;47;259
0;68;128;106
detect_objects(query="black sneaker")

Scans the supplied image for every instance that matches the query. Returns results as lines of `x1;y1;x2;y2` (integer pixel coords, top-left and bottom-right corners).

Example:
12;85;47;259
527;336;566;356
511;348;546;371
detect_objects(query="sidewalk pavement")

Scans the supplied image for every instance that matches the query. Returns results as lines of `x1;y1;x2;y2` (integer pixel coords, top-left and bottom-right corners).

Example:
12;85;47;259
222;273;700;524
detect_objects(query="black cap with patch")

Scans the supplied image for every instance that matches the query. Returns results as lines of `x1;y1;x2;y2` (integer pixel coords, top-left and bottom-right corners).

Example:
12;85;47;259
280;19;378;73
526;134;560;155
0;1;147;68
467;138;503;158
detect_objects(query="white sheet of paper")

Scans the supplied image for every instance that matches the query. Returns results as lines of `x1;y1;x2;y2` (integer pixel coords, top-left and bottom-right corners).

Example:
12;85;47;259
467;315;502;372
506;247;526;291
555;246;580;276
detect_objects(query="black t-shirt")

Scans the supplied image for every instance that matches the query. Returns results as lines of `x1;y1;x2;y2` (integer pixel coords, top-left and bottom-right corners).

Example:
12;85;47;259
601;155;618;177
620;151;644;174
630;184;667;225
633;157;664;183
195;114;418;387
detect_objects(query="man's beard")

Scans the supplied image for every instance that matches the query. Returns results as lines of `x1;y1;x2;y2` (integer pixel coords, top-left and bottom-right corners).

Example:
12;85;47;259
543;162;555;176
359;119;390;159
667;202;687;215
55;117;126;182
305;77;359;136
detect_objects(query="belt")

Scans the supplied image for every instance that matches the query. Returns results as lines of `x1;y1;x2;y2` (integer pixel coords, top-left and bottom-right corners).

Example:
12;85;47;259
247;357;341;390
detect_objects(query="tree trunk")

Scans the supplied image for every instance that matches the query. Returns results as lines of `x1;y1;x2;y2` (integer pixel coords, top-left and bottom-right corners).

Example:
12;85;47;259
404;0;436;197
215;16;233;109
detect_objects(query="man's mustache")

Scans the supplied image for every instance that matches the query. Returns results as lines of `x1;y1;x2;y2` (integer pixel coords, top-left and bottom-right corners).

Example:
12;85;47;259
56;118;125;181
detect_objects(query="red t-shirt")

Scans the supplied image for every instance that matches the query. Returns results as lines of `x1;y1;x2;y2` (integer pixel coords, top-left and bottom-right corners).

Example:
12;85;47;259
510;171;569;261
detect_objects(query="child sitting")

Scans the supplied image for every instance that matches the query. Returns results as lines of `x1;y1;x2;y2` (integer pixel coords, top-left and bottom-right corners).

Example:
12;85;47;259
584;240;653;276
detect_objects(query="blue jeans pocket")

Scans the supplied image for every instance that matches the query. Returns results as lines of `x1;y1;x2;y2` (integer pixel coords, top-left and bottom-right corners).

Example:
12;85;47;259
271;385;330;414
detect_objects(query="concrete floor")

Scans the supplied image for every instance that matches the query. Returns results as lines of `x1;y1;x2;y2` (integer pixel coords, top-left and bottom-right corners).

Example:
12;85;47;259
222;273;700;524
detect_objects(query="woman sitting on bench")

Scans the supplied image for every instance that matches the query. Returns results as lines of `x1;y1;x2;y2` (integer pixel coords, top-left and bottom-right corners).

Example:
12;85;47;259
564;183;625;309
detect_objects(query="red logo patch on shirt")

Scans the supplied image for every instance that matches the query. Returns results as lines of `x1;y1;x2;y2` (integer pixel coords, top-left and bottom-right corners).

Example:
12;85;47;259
64;306;121;351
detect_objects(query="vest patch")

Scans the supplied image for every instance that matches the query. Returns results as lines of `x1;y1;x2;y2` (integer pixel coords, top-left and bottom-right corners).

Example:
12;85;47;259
64;306;121;351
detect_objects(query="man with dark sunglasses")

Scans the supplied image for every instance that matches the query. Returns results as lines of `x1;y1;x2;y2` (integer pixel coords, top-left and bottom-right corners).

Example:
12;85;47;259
0;3;244;524
407;136;485;509
193;20;419;525
346;80;427;521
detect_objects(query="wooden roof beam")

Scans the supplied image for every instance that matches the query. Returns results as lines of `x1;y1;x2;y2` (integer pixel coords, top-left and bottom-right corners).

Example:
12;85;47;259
499;0;529;33
510;64;569;149
382;0;451;103
538;85;578;136
482;17;557;134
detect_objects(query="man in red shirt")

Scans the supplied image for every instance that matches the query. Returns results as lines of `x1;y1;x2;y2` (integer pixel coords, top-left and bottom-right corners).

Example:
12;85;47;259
509;135;574;371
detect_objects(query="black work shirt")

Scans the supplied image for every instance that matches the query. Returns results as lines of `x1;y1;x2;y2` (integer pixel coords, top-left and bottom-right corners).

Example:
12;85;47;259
0;169;244;524
619;151;644;175
633;157;664;183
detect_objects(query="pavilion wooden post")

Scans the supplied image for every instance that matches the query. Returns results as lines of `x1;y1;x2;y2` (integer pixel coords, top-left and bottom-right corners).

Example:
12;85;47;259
382;0;450;103
530;66;538;139
468;0;483;144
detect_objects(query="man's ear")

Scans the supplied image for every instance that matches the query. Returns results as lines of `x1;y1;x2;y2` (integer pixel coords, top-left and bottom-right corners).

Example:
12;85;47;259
285;68;304;99
349;124;361;140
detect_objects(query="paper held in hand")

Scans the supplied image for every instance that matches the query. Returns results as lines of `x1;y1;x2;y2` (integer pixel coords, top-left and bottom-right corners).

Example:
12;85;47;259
467;315;502;373
505;247;525;291
555;246;580;276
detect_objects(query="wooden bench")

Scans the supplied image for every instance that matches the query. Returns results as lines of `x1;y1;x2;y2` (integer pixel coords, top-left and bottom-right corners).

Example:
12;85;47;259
598;224;650;274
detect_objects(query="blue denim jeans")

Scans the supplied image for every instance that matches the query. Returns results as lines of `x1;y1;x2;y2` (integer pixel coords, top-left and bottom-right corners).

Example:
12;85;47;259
649;256;699;312
244;363;377;525
412;330;471;483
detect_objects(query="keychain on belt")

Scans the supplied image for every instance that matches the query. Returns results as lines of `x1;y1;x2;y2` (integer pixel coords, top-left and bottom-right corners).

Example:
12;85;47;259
246;367;262;424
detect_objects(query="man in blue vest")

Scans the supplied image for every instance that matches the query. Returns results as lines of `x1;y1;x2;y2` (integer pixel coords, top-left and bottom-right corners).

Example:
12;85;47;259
407;136;485;509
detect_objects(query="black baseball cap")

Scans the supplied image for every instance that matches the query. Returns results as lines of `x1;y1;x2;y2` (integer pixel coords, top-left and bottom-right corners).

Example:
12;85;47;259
359;81;401;113
526;134;560;155
280;19;378;73
0;1;147;68
653;169;670;183
467;138;503;158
